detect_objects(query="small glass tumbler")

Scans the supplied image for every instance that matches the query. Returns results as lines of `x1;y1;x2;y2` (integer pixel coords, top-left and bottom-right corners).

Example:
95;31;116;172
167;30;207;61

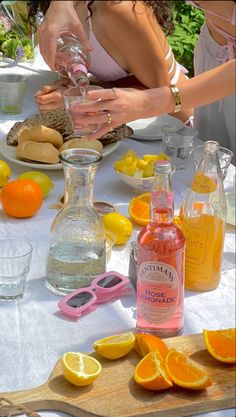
194;145;233;181
0;74;28;114
0;238;33;300
162;125;198;169
63;85;102;136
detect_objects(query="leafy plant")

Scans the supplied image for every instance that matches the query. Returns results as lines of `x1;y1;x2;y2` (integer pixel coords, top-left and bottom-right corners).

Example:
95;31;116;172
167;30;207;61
168;1;205;77
0;1;34;63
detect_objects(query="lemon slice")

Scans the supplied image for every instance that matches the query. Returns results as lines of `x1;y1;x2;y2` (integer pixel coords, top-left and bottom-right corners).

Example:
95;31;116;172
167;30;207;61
62;352;102;386
93;332;135;359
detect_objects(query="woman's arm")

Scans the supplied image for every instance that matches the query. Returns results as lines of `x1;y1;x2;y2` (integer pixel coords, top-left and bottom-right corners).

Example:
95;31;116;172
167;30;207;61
38;0;92;70
75;59;235;139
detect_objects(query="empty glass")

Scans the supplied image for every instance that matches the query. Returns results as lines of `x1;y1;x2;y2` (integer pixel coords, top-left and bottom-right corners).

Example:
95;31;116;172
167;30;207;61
0;74;28;114
162;125;198;169
63;85;102;136
194;145;233;181
0;238;33;300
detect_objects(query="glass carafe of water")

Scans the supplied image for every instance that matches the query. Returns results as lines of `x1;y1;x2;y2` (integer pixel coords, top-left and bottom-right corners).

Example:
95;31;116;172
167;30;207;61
46;148;106;295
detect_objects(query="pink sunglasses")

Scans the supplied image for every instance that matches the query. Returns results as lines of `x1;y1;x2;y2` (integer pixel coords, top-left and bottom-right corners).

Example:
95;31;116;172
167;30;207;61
58;271;131;318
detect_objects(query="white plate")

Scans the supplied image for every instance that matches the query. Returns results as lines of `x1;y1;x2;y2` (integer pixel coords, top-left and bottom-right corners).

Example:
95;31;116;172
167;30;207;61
0;138;121;170
226;193;236;226
128;114;184;141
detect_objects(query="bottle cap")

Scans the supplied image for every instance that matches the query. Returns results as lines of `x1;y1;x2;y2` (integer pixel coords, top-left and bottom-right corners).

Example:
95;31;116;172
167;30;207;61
204;141;219;154
154;160;172;174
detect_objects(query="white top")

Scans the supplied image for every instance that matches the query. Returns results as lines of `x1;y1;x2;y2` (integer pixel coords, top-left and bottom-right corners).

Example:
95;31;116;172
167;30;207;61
0;58;235;417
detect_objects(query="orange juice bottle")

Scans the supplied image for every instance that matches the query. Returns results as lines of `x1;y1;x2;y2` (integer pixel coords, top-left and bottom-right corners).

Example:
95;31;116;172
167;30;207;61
182;141;227;291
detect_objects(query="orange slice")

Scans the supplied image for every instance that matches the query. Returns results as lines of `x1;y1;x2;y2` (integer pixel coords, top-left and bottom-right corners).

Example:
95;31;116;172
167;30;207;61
128;193;150;226
165;348;212;390
135;333;169;359
134;351;173;391
203;328;236;363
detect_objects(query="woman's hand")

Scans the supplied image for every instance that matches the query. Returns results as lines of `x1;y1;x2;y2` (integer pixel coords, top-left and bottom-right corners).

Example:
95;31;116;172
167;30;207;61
38;1;92;70
74;87;151;140
34;79;70;112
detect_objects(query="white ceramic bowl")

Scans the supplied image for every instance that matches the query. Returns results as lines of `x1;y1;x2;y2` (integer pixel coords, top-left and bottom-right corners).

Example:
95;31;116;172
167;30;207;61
116;171;154;193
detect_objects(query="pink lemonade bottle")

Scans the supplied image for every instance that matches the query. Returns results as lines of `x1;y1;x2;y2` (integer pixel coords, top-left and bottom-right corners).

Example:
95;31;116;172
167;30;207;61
136;160;185;337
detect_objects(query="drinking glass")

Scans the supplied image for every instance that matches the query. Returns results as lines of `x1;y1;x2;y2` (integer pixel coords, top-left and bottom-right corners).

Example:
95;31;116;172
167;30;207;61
0;74;28;114
0;238;33;300
162;125;198;169
193;145;233;181
63;85;102;136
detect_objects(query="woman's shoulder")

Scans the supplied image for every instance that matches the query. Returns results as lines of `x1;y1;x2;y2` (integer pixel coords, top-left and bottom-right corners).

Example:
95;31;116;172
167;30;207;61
95;0;149;24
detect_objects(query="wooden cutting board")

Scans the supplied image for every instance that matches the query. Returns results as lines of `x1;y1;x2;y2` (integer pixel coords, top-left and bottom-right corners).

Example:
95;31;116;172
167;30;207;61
1;333;235;417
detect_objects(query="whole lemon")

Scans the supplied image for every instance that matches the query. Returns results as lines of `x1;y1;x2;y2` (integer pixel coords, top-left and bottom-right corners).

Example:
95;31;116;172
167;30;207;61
102;212;133;245
0;160;11;187
17;171;54;198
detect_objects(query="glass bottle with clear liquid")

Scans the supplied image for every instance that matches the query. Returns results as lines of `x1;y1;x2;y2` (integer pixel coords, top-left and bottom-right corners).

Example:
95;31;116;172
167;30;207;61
46;148;106;295
136;160;185;337
55;33;90;92
182;140;227;291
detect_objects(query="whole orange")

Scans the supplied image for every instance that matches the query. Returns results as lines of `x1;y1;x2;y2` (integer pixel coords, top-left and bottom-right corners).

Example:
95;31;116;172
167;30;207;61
1;178;43;218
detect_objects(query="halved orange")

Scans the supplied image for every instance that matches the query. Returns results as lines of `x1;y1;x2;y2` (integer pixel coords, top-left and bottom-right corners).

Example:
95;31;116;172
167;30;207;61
134;333;169;359
128;193;150;226
165;348;212;390
203;328;236;363
134;351;173;391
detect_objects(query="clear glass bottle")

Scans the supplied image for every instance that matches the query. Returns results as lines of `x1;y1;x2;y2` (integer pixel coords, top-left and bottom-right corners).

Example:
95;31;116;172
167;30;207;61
182;140;227;291
136;160;185;337
46;148;106;295
55;33;90;91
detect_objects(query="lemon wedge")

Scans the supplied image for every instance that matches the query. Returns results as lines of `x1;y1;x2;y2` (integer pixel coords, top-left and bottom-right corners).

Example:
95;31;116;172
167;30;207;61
62;352;102;386
93;332;135;359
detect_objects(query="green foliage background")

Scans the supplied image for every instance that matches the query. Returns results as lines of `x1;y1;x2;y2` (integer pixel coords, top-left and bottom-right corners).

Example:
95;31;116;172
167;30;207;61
168;0;205;77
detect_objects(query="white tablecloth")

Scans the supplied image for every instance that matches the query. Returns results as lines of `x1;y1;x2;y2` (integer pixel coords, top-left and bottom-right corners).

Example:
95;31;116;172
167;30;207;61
0;64;235;417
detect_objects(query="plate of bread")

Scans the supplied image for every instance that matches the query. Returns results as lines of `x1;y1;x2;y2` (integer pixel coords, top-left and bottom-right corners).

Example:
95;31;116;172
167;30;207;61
1;109;133;170
0;126;121;170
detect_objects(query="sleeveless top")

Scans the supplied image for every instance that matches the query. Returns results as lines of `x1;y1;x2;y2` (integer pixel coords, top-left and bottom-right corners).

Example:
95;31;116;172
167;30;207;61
186;0;236;61
87;9;186;83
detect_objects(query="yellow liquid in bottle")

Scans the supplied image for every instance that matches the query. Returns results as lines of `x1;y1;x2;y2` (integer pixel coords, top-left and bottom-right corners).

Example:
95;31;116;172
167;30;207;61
183;214;225;291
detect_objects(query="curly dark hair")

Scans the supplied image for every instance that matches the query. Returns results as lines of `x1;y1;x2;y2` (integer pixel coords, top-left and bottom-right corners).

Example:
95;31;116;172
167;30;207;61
27;1;175;35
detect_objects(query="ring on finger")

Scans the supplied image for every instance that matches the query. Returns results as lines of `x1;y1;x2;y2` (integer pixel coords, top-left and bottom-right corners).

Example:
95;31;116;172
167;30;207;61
111;87;117;98
106;111;112;125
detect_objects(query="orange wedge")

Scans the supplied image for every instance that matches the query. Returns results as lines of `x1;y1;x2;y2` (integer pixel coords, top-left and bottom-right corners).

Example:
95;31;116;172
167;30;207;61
134;351;173;391
135;333;169;359
165;348;212;390
203;328;236;363
128;193;150;226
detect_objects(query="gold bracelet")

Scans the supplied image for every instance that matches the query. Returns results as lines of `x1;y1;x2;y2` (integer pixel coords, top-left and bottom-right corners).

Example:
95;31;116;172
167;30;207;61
169;84;181;113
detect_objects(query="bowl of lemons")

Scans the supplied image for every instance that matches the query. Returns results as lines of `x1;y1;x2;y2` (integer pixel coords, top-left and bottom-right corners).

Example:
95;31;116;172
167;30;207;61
114;149;170;193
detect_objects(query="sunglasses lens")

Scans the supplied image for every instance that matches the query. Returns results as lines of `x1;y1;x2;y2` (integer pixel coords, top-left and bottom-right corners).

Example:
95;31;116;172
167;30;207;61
98;275;122;288
66;291;93;308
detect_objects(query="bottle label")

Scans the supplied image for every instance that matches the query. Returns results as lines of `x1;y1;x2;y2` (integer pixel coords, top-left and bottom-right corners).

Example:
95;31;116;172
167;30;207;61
137;261;179;324
151;191;174;208
191;172;217;194
70;63;88;75
183;219;208;264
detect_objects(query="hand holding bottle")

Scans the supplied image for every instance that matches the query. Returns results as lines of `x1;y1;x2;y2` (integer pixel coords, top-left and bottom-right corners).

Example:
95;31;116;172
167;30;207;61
38;1;92;70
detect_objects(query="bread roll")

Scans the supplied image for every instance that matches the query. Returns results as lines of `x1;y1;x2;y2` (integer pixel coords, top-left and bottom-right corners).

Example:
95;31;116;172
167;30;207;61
18;125;63;148
16;141;60;164
60;138;103;153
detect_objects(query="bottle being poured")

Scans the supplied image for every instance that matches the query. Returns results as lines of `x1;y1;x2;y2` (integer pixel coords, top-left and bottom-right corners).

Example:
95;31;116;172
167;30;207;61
55;33;90;97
